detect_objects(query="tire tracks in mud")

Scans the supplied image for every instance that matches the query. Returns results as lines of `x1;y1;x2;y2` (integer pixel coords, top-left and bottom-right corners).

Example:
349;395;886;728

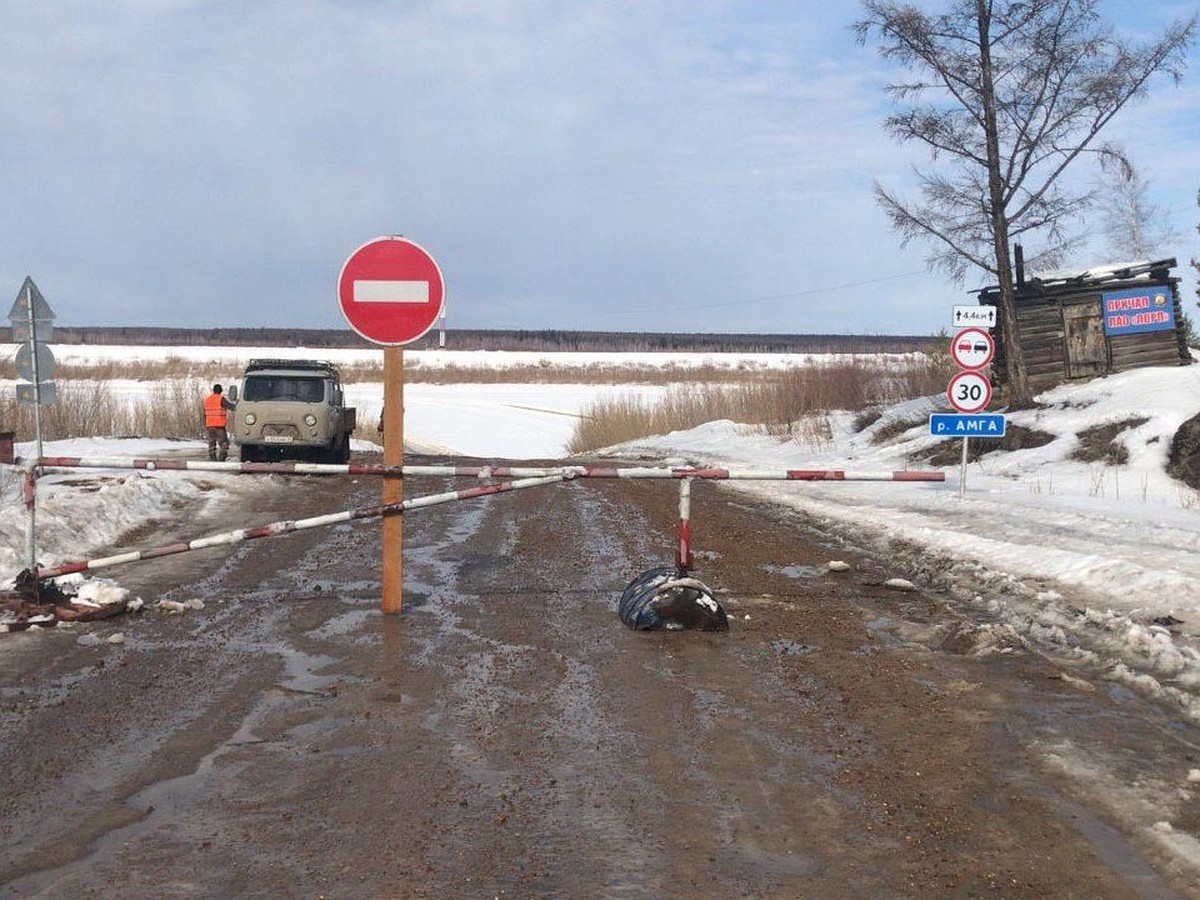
2;458;1198;897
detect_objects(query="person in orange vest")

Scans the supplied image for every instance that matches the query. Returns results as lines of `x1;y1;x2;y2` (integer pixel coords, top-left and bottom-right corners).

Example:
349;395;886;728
203;384;234;461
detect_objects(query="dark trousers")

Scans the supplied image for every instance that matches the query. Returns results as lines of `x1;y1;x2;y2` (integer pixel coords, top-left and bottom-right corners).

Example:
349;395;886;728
206;427;229;461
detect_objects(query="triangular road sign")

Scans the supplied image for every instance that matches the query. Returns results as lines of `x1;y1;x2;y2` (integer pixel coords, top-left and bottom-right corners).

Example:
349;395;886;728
7;276;56;324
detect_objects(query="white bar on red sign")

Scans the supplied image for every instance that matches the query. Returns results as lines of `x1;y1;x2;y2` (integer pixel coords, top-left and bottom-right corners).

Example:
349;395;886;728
353;280;430;303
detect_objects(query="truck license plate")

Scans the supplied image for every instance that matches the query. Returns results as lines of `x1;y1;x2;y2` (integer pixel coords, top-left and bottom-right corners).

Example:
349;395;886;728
263;435;294;444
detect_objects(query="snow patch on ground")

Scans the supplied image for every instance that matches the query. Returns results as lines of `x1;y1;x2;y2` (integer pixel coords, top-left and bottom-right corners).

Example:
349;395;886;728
4;355;1200;727
611;360;1200;723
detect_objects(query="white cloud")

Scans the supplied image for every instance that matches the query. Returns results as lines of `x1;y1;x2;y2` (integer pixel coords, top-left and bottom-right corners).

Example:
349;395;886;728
0;1;1192;333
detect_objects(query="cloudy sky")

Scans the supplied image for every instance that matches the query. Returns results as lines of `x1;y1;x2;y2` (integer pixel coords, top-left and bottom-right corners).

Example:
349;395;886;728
2;1;1197;336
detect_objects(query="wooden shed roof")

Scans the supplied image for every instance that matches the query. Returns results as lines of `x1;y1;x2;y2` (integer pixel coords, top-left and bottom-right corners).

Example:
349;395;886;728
977;258;1178;301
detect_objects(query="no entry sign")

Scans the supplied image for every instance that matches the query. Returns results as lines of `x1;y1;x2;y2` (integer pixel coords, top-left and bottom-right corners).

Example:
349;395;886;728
337;236;445;346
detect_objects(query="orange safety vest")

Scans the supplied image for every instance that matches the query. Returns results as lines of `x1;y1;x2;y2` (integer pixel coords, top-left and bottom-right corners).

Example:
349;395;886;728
204;393;228;428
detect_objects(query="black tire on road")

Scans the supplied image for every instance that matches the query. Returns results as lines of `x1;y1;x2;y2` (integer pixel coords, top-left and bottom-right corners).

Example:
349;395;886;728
327;434;351;464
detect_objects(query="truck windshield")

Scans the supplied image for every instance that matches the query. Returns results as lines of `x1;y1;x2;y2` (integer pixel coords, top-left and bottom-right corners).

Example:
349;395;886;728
243;376;326;403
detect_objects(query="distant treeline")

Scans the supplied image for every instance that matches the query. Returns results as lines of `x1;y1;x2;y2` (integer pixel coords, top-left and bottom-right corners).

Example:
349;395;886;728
10;325;936;354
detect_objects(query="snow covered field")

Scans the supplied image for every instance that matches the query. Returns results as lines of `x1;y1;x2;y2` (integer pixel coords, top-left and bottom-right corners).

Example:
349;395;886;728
33;342;912;373
4;346;1200;727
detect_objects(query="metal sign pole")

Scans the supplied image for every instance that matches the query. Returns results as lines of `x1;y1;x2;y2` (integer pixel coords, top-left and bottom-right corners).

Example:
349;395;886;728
25;283;42;576
958;436;969;499
26;282;45;462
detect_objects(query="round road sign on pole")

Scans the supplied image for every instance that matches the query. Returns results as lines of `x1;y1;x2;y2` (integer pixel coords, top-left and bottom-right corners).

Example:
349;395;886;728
337;236;445;346
15;343;56;382
950;327;995;370
947;370;993;413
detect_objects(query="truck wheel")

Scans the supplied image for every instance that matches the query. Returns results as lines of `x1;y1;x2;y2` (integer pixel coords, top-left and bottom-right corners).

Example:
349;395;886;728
322;438;350;465
317;441;344;465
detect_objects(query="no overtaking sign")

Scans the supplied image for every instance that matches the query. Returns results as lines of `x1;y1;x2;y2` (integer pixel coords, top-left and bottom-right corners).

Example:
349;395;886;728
950;327;994;370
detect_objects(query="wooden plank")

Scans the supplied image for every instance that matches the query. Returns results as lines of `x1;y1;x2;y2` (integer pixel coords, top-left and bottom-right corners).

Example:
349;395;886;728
1022;337;1065;352
1017;333;1064;346
1025;349;1064;365
1024;340;1065;356
1112;348;1184;367
1020;326;1065;339
1110;333;1178;351
1017;316;1061;331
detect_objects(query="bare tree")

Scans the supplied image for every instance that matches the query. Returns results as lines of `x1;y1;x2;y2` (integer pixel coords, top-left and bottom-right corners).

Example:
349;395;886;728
1096;156;1180;260
1194;190;1200;305
1188;189;1200;348
855;0;1195;402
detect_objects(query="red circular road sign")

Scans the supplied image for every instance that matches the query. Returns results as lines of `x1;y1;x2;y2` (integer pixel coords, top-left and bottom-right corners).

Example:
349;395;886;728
947;370;993;413
337;236;445;346
950;327;995;370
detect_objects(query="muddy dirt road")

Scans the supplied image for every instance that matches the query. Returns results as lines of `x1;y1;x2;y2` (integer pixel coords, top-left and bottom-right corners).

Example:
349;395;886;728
2;458;1199;898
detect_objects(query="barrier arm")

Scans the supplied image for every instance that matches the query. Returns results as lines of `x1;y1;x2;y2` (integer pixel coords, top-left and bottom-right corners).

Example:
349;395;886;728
33;473;572;582
33;456;944;483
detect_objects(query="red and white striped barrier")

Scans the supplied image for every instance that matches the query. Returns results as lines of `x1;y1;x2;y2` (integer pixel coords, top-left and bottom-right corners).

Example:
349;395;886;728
33;455;405;476
31;456;945;483
407;465;945;481
34;473;572;581
22;455;943;584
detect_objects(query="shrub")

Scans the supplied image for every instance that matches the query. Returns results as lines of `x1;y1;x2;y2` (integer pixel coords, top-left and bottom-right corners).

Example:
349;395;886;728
569;352;949;453
0;379;208;443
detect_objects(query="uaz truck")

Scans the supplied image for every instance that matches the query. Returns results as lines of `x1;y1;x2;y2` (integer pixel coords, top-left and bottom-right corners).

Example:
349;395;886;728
227;359;357;463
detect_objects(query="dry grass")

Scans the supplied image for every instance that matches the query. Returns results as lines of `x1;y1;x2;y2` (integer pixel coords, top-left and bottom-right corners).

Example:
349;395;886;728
400;361;781;385
568;385;741;453
1070;417;1151;466
0;350;955;452
0;380;209;443
0;355;222;383
568;354;956;453
918;424;1056;466
0;352;937;387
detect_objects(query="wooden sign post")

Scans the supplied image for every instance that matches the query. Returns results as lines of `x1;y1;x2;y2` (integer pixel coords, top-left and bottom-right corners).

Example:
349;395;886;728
337;236;445;614
381;346;404;613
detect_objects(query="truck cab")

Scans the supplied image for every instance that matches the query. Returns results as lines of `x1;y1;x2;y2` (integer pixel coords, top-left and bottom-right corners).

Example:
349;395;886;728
228;359;357;463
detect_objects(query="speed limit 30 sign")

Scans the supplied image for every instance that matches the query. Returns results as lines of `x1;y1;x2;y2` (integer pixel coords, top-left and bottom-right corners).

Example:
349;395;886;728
947;370;992;413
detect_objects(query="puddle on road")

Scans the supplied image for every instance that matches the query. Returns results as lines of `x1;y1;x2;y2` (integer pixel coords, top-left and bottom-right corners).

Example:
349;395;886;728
4;627;346;895
304;609;377;641
275;644;339;695
761;564;822;580
771;639;817;658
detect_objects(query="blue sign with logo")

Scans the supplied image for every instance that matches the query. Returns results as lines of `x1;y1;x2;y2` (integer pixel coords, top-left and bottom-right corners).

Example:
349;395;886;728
1101;286;1175;336
929;413;1007;437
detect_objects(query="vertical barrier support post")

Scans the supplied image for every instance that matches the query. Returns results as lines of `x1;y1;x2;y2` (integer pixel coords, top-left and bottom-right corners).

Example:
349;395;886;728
382;346;404;613
23;465;38;597
675;477;694;573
